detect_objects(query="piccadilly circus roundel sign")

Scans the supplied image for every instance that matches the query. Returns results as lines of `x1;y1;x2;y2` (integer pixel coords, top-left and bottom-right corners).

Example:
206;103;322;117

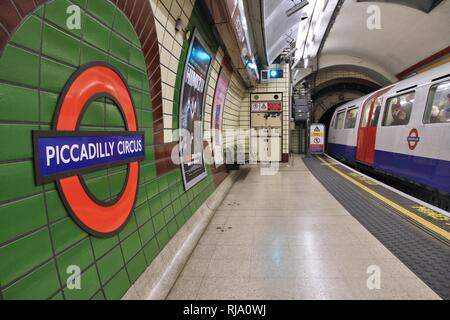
33;63;145;237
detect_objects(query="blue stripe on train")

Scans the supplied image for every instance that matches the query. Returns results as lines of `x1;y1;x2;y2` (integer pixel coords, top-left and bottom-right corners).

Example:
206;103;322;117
327;143;450;194
374;150;450;194
327;143;357;162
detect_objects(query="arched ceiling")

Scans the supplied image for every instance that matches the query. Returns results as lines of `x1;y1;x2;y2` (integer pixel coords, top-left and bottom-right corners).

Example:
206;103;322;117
311;77;381;121
313;91;363;121
321;0;450;78
276;0;450;87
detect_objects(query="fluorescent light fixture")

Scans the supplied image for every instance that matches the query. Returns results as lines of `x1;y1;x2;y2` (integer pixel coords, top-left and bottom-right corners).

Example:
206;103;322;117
286;0;309;17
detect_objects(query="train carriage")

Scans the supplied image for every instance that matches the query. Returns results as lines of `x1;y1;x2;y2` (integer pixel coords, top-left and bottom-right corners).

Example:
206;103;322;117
328;62;450;195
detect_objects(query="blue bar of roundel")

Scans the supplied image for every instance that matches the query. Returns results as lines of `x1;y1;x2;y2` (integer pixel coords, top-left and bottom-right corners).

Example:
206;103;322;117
37;135;145;178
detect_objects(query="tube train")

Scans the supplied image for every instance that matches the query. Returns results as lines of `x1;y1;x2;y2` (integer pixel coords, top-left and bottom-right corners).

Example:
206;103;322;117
327;62;450;196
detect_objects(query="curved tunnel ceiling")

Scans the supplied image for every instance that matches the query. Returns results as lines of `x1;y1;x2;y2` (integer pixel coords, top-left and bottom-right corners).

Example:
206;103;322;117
313;91;364;121
278;0;450;87
312;77;381;99
315;65;393;86
315;0;450;80
312;77;381;121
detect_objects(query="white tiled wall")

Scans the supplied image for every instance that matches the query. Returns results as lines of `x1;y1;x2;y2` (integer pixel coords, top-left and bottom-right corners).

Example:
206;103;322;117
223;72;246;152
240;64;292;155
151;0;291;158
150;0;195;143
239;93;251;157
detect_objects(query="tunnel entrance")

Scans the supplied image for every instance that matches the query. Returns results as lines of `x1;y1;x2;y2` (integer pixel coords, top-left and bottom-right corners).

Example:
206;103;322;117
309;78;383;148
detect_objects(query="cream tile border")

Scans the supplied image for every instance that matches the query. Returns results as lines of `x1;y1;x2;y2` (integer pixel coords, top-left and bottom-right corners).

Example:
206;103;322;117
150;0;196;143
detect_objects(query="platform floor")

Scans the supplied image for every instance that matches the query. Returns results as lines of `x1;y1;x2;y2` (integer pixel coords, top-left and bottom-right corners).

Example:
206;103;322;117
167;156;440;300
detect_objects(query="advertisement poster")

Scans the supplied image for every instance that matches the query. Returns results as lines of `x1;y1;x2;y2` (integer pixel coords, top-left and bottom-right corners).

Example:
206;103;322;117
212;56;232;167
310;124;326;155
179;31;213;190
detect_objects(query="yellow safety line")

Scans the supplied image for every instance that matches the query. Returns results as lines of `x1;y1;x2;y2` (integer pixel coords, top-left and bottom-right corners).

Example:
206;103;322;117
316;156;450;241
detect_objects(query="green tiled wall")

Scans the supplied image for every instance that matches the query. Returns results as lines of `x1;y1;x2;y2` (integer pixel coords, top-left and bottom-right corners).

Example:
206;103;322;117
0;0;215;300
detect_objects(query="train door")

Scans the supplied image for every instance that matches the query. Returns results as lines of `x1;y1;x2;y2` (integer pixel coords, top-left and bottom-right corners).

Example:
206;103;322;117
365;95;384;163
356;96;375;164
356;88;391;165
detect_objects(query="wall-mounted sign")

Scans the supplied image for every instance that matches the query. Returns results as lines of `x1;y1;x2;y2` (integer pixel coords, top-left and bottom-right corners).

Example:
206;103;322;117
251;103;260;112
32;63;144;237
34;132;144;183
251;102;282;113
268;102;282;112
310;124;326;155
179;30;213;190
212;56;232;167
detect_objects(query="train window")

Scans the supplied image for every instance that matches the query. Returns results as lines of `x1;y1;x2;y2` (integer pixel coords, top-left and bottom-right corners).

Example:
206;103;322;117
335;111;346;129
360;98;373;128
331;114;336;128
382;92;415;126
370;96;383;127
344;107;358;129
424;81;450;124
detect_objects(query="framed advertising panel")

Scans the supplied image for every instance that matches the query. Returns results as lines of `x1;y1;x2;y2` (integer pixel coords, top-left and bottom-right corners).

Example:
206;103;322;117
179;30;213;190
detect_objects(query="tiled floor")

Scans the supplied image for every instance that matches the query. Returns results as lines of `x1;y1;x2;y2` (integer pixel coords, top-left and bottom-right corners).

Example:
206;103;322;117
167;156;440;300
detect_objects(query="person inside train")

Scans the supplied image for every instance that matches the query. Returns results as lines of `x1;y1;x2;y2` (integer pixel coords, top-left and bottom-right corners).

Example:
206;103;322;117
429;93;450;123
403;93;415;123
390;94;413;125
391;98;407;125
437;94;450;122
345;109;357;128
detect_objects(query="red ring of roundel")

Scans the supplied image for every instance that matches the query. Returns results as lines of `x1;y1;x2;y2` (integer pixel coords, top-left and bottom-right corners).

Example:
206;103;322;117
54;63;141;238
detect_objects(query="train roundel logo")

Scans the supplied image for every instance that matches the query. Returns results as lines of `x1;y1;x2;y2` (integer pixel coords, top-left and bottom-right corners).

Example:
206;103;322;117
407;128;420;150
32;63;145;237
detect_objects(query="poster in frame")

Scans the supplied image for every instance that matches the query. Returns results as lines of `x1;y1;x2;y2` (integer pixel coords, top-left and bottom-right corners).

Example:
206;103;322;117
211;56;232;167
179;29;213;190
